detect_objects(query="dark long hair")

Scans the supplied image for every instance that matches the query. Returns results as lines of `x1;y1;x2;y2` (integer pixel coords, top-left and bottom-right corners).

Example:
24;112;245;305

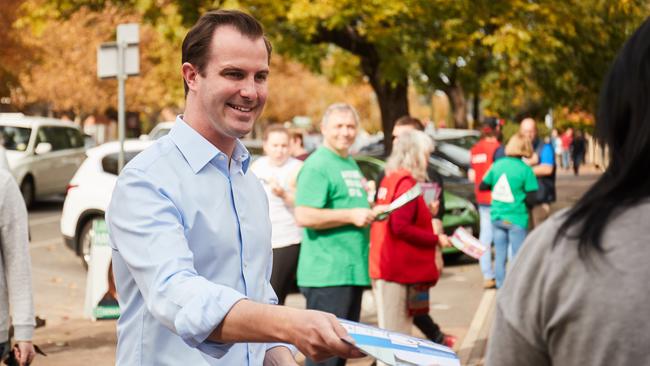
555;17;650;258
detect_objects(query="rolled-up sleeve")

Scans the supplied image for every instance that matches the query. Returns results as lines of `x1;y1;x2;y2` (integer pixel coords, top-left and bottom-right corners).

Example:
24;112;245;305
107;167;246;355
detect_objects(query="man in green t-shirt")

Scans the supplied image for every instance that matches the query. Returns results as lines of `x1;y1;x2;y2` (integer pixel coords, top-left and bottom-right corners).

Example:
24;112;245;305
295;103;384;366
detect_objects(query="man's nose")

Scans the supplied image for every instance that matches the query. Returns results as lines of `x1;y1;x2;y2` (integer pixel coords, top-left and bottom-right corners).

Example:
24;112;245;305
240;78;257;100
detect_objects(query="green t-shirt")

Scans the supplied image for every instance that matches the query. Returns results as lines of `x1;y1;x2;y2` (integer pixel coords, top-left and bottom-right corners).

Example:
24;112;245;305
295;147;371;287
482;157;538;228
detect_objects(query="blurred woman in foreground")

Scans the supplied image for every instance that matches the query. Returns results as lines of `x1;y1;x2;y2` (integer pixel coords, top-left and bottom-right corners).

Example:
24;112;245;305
486;18;650;366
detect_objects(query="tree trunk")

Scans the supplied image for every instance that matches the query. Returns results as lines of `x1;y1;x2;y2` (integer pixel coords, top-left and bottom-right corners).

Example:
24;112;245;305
368;75;409;155
309;27;409;153
445;83;468;129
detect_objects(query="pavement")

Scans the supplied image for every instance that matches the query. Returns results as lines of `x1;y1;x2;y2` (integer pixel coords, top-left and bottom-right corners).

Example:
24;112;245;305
24;166;601;365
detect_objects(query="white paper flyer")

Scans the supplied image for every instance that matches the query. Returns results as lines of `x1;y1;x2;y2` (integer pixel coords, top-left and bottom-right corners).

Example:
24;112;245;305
339;319;460;366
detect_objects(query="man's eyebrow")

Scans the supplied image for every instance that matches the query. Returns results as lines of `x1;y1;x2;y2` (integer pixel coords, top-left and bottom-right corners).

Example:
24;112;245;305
219;65;270;73
220;66;244;72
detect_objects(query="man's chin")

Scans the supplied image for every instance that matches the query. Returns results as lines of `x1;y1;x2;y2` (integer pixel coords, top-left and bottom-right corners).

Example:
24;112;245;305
336;142;354;152
226;120;255;139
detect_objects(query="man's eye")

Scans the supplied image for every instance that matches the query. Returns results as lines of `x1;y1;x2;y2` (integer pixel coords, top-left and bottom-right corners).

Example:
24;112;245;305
225;72;243;78
255;74;268;82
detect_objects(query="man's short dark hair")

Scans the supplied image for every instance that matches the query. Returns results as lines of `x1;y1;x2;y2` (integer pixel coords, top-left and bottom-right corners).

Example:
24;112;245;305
181;9;272;96
480;122;495;138
394;115;425;131
289;129;304;147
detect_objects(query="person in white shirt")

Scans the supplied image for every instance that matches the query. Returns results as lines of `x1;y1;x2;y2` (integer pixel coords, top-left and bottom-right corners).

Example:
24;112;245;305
252;124;303;304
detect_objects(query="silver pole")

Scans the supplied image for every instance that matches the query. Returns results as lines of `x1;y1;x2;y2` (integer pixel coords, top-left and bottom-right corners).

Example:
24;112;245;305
117;40;126;173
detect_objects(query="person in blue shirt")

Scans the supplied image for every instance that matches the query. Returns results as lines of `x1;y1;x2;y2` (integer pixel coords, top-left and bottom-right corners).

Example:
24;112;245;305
519;118;556;228
106;10;363;366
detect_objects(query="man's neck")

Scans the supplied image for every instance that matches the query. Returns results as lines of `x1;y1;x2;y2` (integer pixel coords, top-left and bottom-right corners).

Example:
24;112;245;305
323;142;349;158
182;110;236;159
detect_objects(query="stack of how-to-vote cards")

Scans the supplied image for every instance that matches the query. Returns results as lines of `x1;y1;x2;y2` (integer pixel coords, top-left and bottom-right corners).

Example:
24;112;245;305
449;226;486;259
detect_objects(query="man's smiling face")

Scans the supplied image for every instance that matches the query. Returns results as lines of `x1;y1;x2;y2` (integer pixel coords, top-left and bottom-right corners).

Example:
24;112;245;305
195;25;269;139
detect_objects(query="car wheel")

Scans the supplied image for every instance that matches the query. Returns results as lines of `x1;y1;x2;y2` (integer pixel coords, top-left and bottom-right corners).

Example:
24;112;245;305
20;177;35;209
79;219;96;271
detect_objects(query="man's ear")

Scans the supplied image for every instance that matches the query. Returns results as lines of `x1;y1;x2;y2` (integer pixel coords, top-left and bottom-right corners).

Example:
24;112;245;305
182;62;200;92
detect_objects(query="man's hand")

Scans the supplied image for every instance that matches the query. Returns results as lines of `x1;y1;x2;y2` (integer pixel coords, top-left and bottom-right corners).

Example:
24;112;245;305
348;208;377;227
438;234;452;248
523;153;539;166
14;341;36;366
286;310;365;363
264;346;299;366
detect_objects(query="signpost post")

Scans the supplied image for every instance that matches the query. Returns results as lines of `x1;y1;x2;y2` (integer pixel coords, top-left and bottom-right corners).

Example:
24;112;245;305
97;23;140;173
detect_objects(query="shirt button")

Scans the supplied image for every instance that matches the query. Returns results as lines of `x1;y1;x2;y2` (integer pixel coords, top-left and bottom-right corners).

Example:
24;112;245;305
243;262;248;268
219;155;225;160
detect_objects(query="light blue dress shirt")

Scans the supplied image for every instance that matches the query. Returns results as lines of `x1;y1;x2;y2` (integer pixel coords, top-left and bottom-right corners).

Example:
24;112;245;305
107;116;289;365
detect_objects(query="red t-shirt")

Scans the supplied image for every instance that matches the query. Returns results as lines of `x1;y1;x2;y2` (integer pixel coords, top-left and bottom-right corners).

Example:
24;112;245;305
470;138;501;205
561;133;573;150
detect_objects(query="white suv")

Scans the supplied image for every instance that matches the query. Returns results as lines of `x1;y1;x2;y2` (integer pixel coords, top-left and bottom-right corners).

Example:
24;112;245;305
0;113;86;207
60;139;153;268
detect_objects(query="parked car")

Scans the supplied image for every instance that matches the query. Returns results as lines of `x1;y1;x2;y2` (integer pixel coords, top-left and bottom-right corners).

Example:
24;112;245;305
354;155;479;257
429;127;480;143
360;128;479;172
358;139;475;202
61;139;153;268
0;113;86;207
144;121;175;140
61;136;265;268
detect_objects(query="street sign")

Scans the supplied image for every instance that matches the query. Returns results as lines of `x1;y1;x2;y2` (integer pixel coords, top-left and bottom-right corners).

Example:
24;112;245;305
117;23;139;44
97;42;140;79
97;23;140;173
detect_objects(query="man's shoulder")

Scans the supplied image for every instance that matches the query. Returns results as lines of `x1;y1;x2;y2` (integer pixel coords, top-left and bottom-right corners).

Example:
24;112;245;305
538;142;555;165
472;139;500;157
124;136;179;174
301;148;331;170
303;147;326;162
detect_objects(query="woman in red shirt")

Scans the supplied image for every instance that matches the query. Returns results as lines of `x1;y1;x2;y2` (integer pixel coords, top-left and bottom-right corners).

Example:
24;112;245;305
370;130;450;337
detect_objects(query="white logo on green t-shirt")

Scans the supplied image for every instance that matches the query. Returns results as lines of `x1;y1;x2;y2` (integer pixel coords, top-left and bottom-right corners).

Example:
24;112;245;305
341;170;364;198
492;173;515;203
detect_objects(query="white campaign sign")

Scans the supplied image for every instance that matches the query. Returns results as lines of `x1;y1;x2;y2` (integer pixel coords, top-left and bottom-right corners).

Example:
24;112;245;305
84;219;119;320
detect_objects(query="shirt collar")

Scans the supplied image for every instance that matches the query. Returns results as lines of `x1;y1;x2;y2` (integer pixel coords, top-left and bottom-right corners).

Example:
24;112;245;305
169;116;251;174
229;139;251;174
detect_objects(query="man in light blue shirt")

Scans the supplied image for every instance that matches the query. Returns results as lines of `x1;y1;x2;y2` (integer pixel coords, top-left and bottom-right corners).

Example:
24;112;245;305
519;118;556;228
107;10;363;365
